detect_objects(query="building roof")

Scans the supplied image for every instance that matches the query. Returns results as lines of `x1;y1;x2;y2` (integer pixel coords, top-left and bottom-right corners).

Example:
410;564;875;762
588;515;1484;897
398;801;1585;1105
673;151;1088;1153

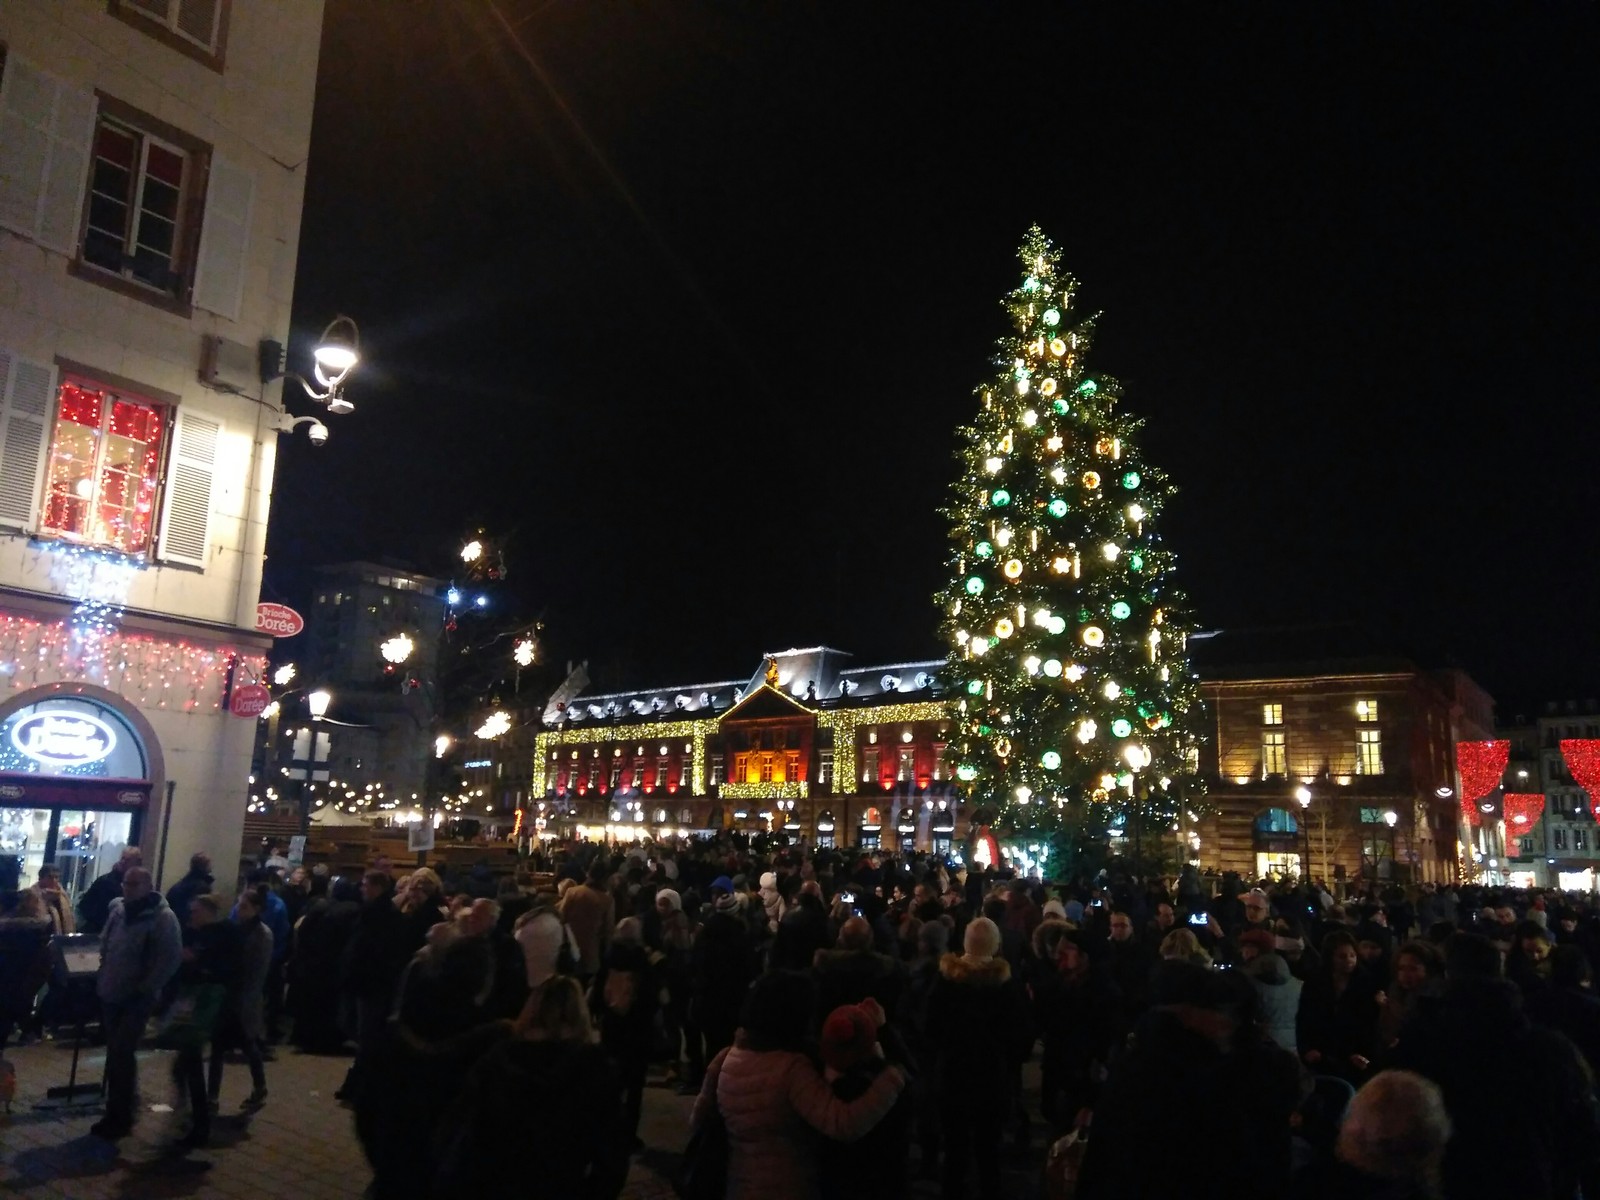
542;645;946;728
1188;623;1426;683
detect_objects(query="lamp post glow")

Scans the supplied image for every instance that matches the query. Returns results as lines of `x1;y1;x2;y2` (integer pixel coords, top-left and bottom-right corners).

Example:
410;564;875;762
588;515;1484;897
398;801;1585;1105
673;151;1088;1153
1295;786;1313;881
307;689;331;720
1384;808;1399;873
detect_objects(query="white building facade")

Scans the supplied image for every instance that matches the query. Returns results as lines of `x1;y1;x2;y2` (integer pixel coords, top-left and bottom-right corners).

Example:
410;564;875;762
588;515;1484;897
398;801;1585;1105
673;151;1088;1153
0;0;326;900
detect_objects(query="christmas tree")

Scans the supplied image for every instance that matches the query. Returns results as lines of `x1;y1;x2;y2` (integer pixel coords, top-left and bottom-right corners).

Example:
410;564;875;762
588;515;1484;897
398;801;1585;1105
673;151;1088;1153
938;227;1204;869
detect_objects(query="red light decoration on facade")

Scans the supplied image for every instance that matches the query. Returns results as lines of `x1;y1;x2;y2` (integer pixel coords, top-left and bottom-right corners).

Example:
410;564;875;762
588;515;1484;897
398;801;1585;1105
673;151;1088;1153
1503;793;1545;832
1560;739;1600;796
1455;739;1509;828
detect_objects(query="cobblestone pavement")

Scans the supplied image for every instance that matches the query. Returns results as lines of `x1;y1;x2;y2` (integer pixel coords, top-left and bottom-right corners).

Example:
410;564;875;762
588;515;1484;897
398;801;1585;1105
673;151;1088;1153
1;1037;1046;1198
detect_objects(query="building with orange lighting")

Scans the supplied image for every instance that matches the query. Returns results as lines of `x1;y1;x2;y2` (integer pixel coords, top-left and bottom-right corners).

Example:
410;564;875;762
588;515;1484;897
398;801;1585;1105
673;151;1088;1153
532;647;963;852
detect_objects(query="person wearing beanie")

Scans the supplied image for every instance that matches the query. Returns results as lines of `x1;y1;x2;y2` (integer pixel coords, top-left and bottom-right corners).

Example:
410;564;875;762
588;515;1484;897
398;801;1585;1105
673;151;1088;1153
692;973;906;1200
1042;899;1068;922
926;916;1032;1198
760;871;784;932
1033;925;1120;1135
818;1000;916;1200
687;872;756;1087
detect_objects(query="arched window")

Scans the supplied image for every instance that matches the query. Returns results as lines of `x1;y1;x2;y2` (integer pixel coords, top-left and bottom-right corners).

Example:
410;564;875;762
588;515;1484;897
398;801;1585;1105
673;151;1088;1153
1253;807;1299;836
652;807;668;824
860;806;882;826
678;807;693;825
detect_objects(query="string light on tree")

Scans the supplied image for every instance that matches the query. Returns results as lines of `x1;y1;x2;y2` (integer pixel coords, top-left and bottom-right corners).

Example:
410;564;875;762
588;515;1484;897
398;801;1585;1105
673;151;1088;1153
937;226;1205;858
379;634;415;665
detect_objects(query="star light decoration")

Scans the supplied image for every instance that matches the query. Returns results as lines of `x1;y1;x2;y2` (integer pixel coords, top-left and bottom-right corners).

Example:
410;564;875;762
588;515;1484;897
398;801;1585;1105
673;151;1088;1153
476;710;512;739
513;638;537;668
937;227;1204;836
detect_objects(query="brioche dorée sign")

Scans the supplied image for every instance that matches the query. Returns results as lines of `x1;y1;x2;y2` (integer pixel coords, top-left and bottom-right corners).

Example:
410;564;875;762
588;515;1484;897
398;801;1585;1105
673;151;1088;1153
254;603;304;638
230;684;272;718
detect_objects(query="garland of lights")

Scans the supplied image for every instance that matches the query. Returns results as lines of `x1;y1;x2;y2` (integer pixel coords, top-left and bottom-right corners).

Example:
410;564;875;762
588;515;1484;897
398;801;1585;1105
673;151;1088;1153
1559;739;1600;797
535;718;718;796
935;227;1204;839
1502;792;1545;835
721;780;809;801
1455;739;1508;827
816;701;950;795
0;611;263;710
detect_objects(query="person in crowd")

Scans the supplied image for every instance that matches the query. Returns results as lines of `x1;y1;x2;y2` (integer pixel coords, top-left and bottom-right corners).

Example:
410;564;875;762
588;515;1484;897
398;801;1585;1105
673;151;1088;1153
1271;911;1321;981
899;918;950;1176
339;870;410;1105
1296;1069;1453;1200
812;914;907;1022
687;875;757;1086
1147;899;1178;943
165;852;214;932
396;866;448;946
818;999;916;1200
1505;920;1553;999
655;886;695;1082
169;893;239;1150
289;875;363;1052
513;889;574;1001
1159;927;1212;967
1103;908;1155;1017
233;868;291;1051
926;916;1032;1200
77;846;141;935
692;970;907;1200
1033;926;1120;1135
431;977;629;1198
1387;931;1600;1200
594;915;661;1150
34;864;73;934
91;866;182;1140
0;888;52;1056
209;883;272;1111
1076;963;1301;1200
561;860;616;985
1378;939;1444;1050
1240;928;1301;1056
1524;944;1600;1088
770;879;830;971
1296;928;1380;1085
1237;888;1275;937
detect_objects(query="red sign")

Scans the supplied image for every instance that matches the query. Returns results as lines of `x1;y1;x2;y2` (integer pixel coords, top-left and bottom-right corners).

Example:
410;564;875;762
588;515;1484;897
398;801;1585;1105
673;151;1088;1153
230;683;271;718
254;603;304;638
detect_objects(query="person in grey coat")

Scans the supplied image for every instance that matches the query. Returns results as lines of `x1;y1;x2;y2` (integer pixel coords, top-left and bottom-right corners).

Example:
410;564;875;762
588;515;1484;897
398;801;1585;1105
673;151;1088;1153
209;883;272;1109
1242;947;1303;1056
91;867;182;1139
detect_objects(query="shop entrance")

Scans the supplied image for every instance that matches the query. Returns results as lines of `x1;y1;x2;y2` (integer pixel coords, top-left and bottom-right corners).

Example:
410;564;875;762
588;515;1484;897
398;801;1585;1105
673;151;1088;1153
0;696;152;905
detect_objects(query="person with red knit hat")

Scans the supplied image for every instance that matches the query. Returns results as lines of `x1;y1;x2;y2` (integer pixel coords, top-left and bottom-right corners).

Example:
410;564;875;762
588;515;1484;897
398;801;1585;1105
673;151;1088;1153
817;999;916;1200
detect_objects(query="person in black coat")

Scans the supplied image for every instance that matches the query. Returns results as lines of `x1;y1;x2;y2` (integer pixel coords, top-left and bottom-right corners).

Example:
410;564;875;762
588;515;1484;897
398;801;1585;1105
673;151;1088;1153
168;893;240;1149
818;999;917;1200
1032;927;1122;1132
164;854;214;932
1525;944;1600;1088
1077;963;1302;1200
688;885;757;1072
288;877;362;1051
1387;932;1600;1200
432;978;629;1199
340;871;410;1107
925;917;1032;1200
1296;929;1381;1086
593;919;661;1147
76;848;139;934
770;886;830;971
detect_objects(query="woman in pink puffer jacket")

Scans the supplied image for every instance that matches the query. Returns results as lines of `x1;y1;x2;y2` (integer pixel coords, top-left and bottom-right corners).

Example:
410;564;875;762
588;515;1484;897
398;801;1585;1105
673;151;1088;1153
691;971;906;1200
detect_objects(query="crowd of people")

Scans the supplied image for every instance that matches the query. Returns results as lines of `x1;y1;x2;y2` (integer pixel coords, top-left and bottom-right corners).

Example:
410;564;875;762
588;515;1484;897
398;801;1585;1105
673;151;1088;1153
3;837;1600;1199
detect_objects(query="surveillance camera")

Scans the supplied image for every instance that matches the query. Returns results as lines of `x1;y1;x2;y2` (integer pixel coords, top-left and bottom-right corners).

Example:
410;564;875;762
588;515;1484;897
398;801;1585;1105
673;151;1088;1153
307;420;329;447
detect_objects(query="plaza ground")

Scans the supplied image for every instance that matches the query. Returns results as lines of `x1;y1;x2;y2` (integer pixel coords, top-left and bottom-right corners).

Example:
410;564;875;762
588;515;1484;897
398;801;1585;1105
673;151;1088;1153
1;1036;1047;1198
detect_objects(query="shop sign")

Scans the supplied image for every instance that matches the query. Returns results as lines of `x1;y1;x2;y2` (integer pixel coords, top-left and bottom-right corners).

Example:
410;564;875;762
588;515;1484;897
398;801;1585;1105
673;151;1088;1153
0;785;23;800
11;713;116;767
230;683;271;718
254;603;305;638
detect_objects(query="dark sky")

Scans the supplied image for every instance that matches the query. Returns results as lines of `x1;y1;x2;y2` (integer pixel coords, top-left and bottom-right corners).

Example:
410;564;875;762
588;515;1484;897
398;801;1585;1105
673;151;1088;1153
267;1;1600;712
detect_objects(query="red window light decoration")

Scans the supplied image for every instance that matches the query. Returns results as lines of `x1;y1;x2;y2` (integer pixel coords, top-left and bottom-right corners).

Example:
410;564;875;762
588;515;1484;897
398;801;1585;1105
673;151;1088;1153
1455;740;1509;827
1560;740;1600;797
1502;793;1545;833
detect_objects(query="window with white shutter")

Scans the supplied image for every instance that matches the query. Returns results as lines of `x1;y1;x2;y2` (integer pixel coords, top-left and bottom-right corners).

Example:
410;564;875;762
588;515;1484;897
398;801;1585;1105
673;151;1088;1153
156;408;220;568
0;351;57;534
109;0;231;70
192;155;253;321
0;56;97;254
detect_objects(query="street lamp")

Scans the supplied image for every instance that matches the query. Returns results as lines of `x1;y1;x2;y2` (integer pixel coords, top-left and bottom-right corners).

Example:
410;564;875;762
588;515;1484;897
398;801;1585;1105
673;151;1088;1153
262;314;362;442
307;689;332;720
1384;809;1399;872
1295;786;1313;881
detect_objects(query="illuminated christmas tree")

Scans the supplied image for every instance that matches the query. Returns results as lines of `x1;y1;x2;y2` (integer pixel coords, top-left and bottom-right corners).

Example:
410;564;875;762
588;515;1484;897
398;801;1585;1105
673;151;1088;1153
939;227;1205;868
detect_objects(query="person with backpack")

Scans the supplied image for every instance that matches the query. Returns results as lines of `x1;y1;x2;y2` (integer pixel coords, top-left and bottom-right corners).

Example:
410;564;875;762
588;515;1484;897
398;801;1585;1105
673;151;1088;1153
593;916;661;1151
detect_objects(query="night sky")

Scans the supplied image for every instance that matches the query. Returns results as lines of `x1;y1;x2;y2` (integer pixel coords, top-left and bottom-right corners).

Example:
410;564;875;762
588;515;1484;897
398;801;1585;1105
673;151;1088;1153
266;2;1600;712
